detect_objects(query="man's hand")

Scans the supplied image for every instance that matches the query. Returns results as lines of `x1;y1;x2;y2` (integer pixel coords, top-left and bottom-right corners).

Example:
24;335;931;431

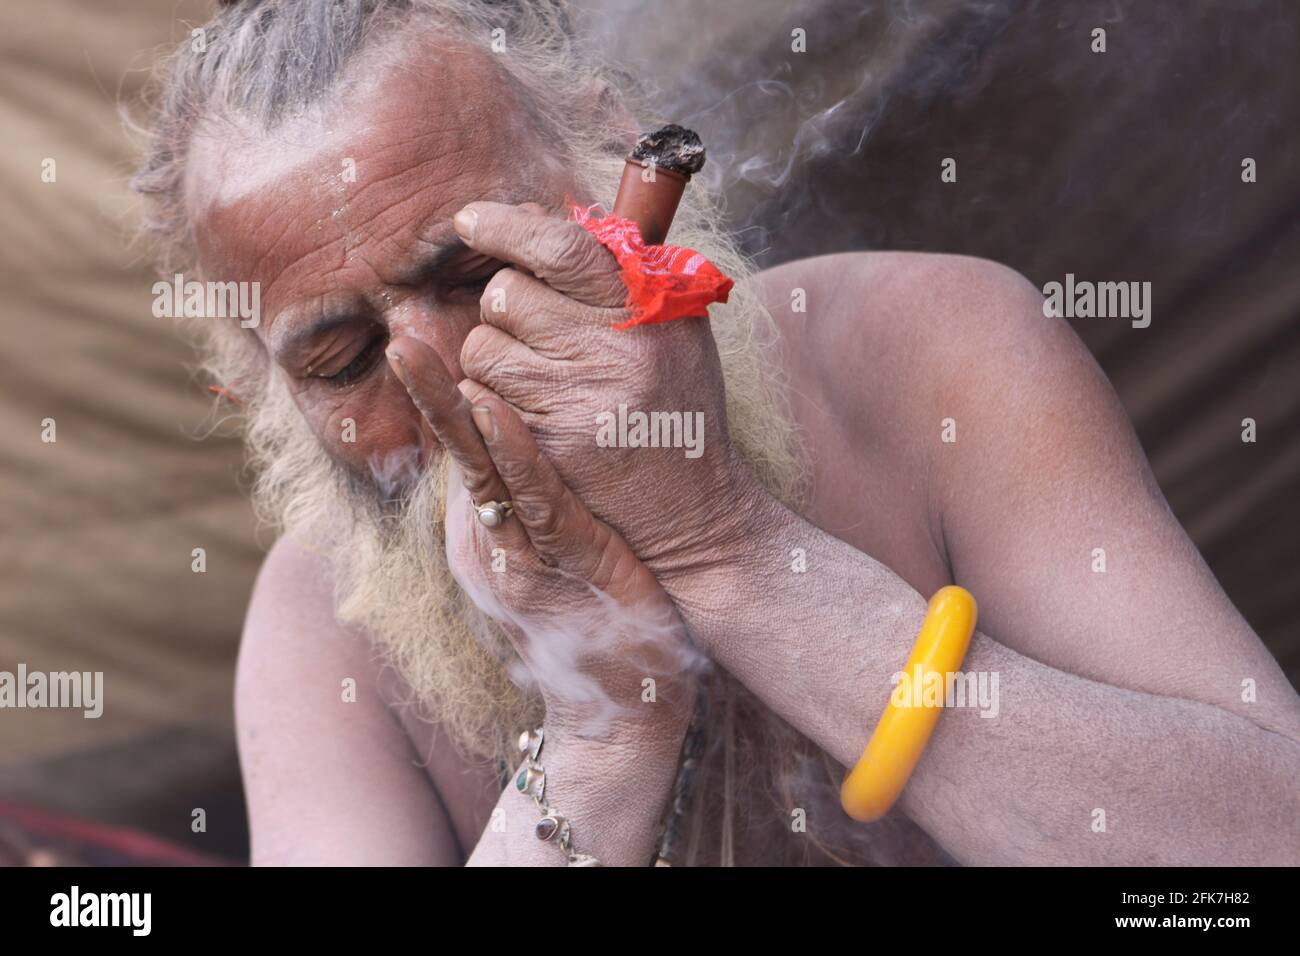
452;201;764;596
386;334;697;747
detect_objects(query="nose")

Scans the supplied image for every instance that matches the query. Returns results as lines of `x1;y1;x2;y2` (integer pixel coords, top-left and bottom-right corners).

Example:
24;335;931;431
384;297;477;383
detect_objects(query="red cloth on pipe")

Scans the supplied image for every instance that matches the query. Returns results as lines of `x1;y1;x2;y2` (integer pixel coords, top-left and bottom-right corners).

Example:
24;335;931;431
570;205;734;330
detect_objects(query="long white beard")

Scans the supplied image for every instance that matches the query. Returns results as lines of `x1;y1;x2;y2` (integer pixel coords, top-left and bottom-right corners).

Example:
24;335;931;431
230;257;942;867
234;173;804;765
243;378;541;765
158;4;924;864
214;176;963;864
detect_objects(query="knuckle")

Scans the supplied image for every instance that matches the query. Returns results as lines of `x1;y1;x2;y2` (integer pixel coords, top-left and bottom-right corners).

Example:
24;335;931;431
463;467;498;504
467;348;537;397
594;272;628;307
540;223;587;266
459;325;496;379
483;268;534;323
495;450;541;493
496;267;526;298
522;496;566;548
550;324;588;358
515;215;551;253
619;369;659;410
541;225;605;284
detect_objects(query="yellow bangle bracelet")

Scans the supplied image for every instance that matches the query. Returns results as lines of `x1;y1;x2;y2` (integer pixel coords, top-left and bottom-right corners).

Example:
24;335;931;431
840;585;977;822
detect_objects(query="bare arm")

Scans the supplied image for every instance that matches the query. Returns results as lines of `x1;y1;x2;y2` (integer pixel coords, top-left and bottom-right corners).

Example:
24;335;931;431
238;537;682;867
387;334;695;866
420;204;1299;864
236;537;462;865
690;507;1300;864
678;253;1300;864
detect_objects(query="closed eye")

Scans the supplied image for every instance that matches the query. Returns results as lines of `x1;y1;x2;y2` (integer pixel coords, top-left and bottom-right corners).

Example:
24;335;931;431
323;334;387;387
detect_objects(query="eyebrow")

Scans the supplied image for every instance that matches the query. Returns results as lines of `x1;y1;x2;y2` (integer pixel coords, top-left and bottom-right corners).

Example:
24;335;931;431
267;225;484;358
393;231;472;287
269;311;361;361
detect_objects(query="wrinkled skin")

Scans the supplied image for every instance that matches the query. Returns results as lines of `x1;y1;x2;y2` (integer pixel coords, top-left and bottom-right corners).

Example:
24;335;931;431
189;44;712;743
211;41;1300;866
446;201;758;585
189;41;575;481
390;332;697;741
193;41;745;731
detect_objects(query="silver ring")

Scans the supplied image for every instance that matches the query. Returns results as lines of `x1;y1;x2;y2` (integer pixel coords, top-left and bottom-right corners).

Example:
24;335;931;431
475;499;514;528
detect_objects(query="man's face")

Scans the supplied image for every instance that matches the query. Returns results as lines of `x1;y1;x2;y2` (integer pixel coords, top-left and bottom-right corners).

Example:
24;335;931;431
188;42;575;485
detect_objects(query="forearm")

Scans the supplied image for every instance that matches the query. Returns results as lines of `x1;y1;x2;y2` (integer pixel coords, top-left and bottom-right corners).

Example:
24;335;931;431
670;491;1300;865
912;642;1300;864
467;729;684;867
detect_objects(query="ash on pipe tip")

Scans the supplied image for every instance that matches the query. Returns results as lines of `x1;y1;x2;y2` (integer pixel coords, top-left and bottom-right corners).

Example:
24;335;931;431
630;124;706;177
612;124;706;244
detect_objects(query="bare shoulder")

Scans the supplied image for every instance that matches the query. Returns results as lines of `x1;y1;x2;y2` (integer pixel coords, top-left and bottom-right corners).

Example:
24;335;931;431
755;249;1127;494
758;252;1300;735
753;251;1061;587
755;250;1055;413
756;248;1035;307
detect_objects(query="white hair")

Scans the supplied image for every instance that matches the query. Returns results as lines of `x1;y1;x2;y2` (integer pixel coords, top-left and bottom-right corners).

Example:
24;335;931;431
128;0;933;866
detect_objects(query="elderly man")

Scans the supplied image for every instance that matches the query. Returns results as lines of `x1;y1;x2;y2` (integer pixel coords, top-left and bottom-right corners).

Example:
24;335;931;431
132;0;1299;866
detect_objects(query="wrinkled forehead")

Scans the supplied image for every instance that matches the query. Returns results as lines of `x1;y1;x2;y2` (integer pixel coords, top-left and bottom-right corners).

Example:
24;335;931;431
184;38;562;290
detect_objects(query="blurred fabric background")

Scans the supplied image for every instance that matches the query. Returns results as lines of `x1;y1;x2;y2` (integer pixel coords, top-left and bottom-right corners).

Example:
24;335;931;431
1;0;1296;863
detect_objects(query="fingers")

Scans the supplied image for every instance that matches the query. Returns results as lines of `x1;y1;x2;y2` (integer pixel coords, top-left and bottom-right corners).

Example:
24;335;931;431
384;336;509;507
454;201;627;308
460;322;570;410
444;457;534;561
460;380;604;575
477;267;614;359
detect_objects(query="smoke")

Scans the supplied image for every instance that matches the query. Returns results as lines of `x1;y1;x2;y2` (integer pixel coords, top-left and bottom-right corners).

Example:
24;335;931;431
574;0;1300;285
571;0;1017;258
442;466;711;738
367;443;426;500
